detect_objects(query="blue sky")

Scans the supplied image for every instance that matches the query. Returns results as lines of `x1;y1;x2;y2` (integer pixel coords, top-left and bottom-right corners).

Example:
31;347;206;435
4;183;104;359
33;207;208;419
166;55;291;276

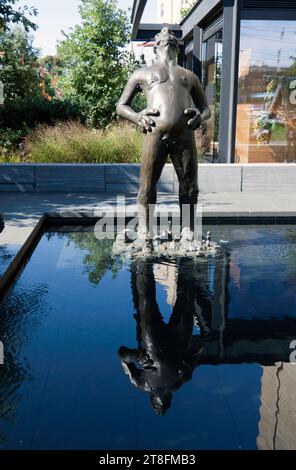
19;0;157;56
239;20;296;69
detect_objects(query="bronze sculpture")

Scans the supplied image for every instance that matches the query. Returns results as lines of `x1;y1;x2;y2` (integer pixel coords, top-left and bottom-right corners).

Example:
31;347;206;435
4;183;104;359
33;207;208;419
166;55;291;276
116;27;211;243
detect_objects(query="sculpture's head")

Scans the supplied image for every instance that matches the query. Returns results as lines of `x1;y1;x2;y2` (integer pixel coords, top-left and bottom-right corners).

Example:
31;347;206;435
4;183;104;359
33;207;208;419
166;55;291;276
150;391;172;416
154;27;179;59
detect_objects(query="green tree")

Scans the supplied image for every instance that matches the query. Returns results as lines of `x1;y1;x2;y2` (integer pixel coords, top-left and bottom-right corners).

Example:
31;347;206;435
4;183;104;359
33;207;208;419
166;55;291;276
39;55;65;98
57;0;132;127
181;1;196;19
0;0;37;32
0;26;40;102
64;233;123;285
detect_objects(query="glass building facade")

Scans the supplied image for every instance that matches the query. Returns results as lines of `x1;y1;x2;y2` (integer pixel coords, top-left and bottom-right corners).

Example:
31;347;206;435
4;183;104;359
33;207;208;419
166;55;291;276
201;28;223;162
132;0;296;163
236;20;296;163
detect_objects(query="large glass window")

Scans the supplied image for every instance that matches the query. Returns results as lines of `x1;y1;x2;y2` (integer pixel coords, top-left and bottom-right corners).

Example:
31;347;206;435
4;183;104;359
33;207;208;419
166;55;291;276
184;39;194;72
235;20;296;163
201;30;223;162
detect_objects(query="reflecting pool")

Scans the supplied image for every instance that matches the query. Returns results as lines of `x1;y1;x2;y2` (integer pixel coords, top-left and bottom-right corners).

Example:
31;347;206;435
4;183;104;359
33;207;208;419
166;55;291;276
0;244;19;278
0;225;296;450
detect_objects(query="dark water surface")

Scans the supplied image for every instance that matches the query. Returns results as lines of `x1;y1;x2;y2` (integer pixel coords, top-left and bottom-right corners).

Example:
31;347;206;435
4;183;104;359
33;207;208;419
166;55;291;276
0;244;19;278
0;225;296;450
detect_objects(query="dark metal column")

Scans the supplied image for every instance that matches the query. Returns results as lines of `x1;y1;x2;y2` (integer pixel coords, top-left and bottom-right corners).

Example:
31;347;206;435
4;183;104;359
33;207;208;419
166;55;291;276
218;0;241;163
131;0;148;39
178;44;185;67
192;25;202;80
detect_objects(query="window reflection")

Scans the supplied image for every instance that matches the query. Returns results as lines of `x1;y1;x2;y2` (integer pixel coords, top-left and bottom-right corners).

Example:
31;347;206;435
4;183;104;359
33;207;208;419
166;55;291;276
201;30;223;162
185;50;193;71
236;20;296;163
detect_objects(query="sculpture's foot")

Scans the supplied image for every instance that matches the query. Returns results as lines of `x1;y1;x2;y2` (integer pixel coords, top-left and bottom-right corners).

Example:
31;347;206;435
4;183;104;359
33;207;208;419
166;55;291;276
180;227;195;243
178;227;200;252
137;227;150;241
112;226;217;259
134;236;153;254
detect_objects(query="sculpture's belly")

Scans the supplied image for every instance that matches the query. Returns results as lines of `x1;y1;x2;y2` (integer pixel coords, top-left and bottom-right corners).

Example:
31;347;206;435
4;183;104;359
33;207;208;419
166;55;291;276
147;85;191;136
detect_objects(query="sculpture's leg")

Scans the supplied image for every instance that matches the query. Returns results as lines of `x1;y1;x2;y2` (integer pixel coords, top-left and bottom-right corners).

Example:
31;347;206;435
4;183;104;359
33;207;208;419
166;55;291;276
137;133;167;239
171;134;199;233
167;259;195;348
135;260;166;343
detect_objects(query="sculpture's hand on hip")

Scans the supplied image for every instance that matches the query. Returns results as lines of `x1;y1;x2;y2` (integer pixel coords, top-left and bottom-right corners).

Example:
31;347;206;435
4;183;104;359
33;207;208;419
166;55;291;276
137;108;159;133
184;108;201;130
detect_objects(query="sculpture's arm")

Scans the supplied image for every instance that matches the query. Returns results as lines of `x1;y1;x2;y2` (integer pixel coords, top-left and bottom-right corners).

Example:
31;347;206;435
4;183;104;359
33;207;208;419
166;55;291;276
191;74;211;122
184;73;211;130
121;360;147;390
116;70;159;133
116;71;142;125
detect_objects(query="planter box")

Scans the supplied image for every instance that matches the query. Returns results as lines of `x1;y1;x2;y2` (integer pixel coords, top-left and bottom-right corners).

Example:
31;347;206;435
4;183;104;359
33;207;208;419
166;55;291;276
0;163;296;193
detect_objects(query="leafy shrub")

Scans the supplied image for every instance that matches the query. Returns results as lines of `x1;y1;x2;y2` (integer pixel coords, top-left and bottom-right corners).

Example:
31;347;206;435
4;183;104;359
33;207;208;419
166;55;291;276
0;127;26;161
19;121;143;163
0;119;207;163
0;96;85;131
0;97;86;160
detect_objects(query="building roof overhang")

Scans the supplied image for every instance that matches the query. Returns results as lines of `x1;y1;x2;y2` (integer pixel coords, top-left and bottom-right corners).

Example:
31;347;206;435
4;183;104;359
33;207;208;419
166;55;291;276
131;0;148;40
133;23;182;42
131;0;223;41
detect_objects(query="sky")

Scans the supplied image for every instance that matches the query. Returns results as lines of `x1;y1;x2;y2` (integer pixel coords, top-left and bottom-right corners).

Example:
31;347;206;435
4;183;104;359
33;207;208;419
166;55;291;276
239;20;296;70
16;1;296;66
19;0;157;56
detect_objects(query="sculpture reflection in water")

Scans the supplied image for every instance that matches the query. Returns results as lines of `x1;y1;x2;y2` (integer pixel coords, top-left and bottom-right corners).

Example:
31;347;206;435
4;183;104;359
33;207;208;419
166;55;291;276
118;258;213;415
